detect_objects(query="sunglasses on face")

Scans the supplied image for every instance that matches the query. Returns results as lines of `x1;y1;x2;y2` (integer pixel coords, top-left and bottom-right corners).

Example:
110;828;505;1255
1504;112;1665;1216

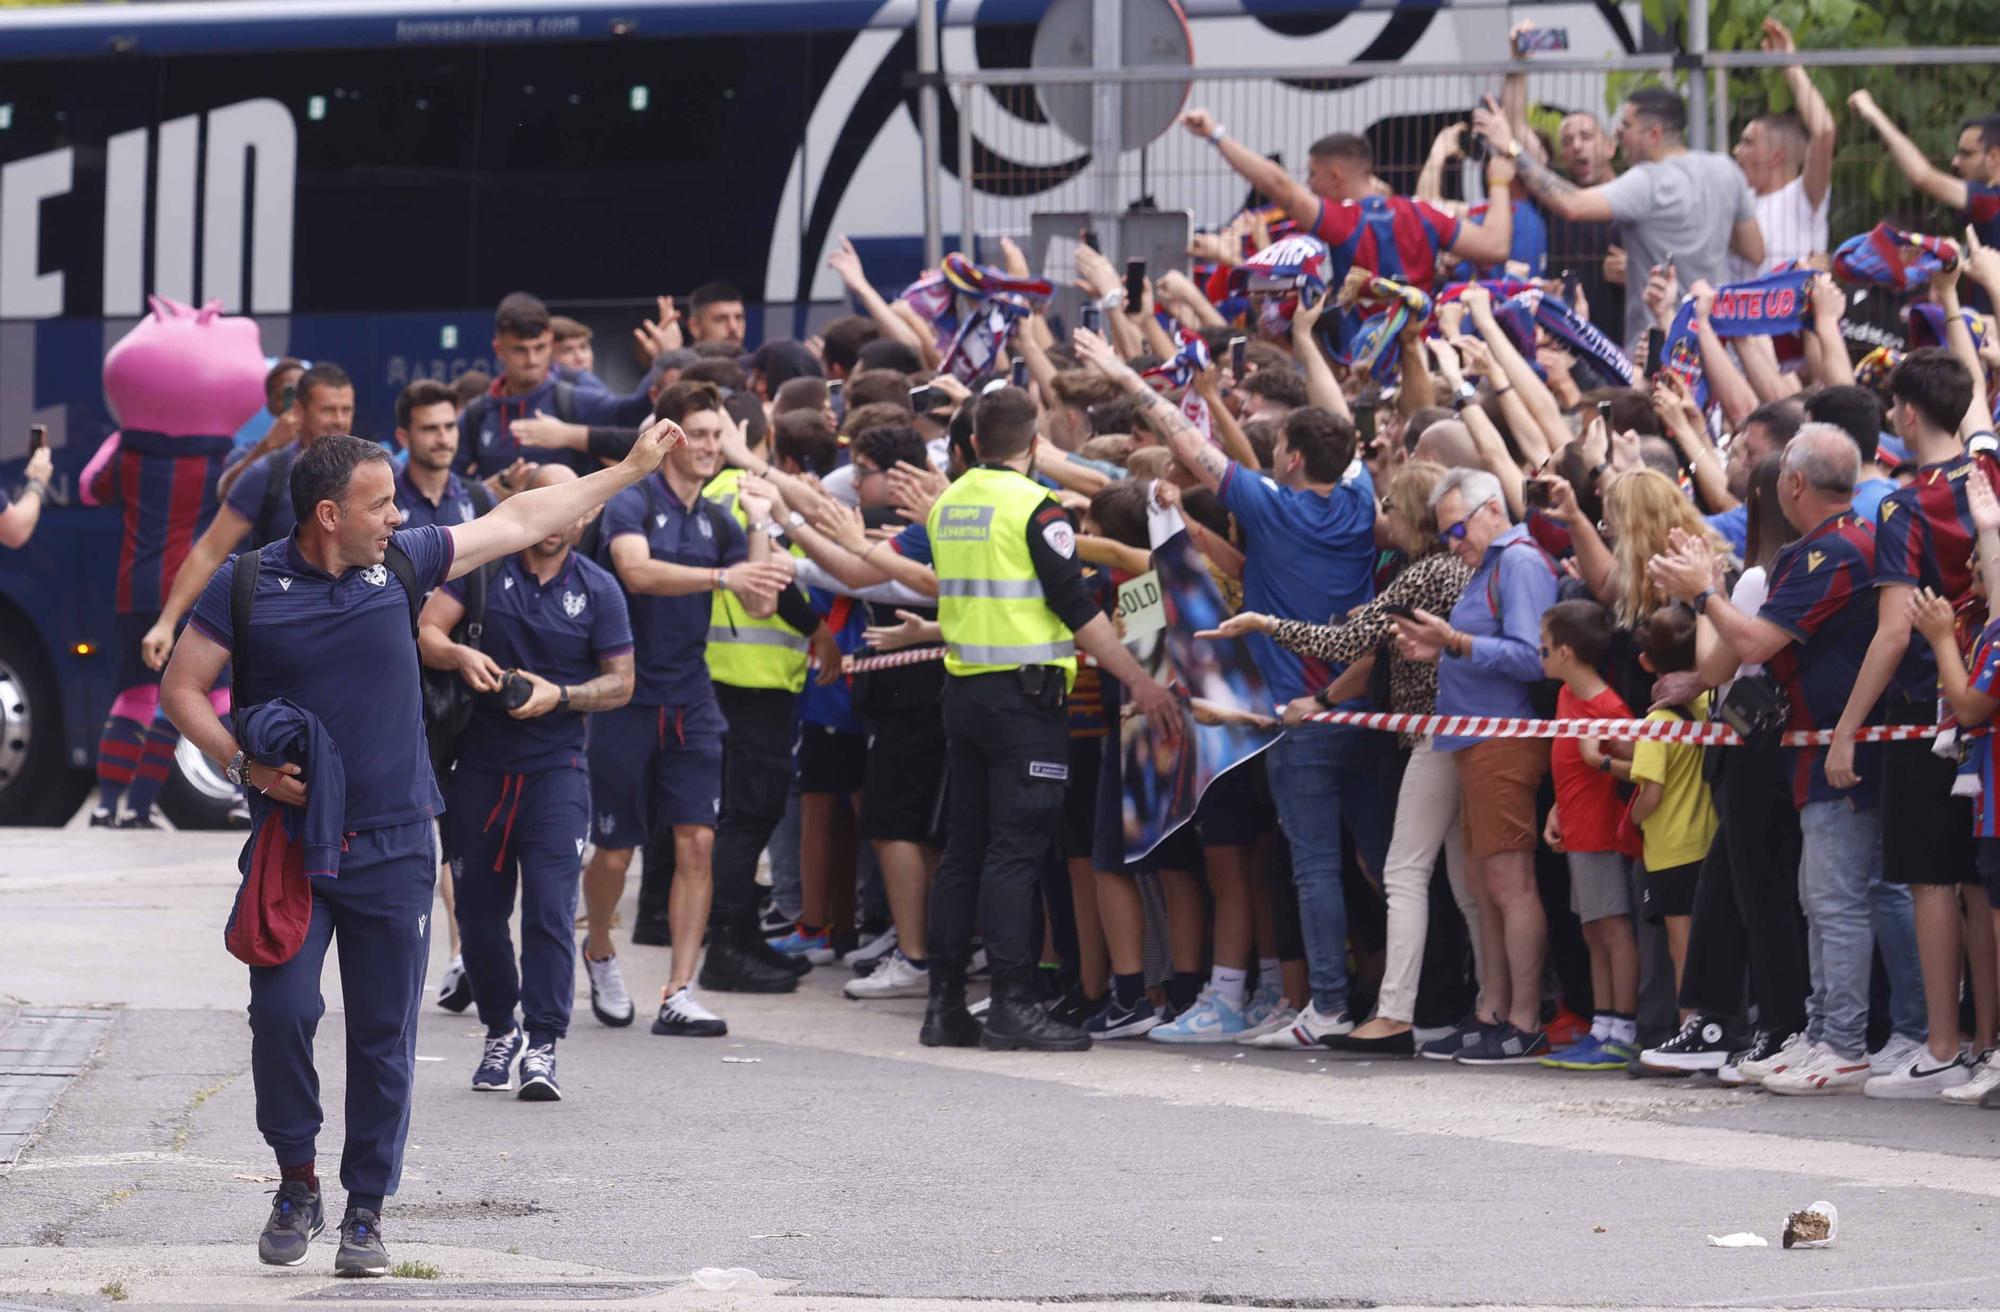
1438;516;1475;543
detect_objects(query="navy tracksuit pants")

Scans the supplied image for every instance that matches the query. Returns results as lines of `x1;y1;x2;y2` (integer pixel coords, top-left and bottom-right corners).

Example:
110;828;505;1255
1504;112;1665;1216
246;820;434;1210
446;766;590;1046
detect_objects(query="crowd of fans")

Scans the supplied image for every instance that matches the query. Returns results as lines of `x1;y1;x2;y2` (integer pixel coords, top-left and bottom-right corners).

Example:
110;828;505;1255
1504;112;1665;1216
44;19;2000;1105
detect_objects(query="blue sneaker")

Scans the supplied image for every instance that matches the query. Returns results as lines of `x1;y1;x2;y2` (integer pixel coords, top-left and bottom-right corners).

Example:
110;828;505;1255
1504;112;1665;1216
767;925;831;958
1454;1023;1552;1065
1242;976;1284;1031
517;1042;561;1102
1148;989;1248;1044
1540;1034;1635;1071
1419;1016;1490;1062
1086;995;1161;1040
471;1027;522;1091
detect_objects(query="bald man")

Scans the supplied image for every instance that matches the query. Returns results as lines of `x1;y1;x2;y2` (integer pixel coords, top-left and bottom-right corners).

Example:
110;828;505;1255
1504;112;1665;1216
417;462;636;1102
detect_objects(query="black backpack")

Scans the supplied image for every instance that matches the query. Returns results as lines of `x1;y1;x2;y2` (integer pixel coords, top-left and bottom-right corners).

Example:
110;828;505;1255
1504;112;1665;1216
254;447;297;549
416;484;497;780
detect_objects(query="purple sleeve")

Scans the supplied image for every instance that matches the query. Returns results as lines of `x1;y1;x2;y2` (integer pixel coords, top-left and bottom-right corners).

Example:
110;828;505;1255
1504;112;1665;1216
1871;493;1921;588
188;556;240;651
392;525;455;594
592;571;634;656
603;485;646;543
224;456;270;522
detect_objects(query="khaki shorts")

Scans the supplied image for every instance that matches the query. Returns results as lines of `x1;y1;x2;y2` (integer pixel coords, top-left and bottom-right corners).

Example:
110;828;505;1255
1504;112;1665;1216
1454;738;1551;859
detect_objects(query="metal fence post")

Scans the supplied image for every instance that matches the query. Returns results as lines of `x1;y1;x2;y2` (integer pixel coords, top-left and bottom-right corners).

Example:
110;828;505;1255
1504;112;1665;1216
958;83;975;258
1091;0;1125;259
1687;0;1710;151
917;0;943;270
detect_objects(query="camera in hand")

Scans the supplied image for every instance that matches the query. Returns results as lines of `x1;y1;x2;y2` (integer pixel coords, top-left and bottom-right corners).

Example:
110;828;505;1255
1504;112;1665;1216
1523;478;1552;511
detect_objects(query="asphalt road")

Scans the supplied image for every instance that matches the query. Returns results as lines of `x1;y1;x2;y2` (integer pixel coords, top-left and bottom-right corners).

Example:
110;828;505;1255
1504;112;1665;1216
5;826;2000;1311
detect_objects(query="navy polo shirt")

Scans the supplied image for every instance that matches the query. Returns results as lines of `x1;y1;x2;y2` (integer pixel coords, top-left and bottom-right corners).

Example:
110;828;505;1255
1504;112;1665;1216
395;466;482;531
189;525;457;829
442;551;633;772
222;449;297;548
601;472;746;707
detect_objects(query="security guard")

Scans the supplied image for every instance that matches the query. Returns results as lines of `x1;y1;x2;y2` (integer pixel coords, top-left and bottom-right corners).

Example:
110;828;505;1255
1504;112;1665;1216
696;417;833;993
916;386;1180;1051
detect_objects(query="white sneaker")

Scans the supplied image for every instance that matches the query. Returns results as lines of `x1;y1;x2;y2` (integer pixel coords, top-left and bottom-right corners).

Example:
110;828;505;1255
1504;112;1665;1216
1738;1030;1812;1085
651;985;726;1037
844;925;898;969
1148;988;1249;1044
1943;1051;2000;1105
1865;1048;1970;1099
1868;1033;1925;1076
583;952;635;1027
843;951;929;1000
1765;1044;1871;1096
1236;1005;1299;1046
1242;1002;1352;1050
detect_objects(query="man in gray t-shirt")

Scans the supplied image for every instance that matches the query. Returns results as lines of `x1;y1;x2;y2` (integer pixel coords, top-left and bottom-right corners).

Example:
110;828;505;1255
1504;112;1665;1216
1476;87;1763;351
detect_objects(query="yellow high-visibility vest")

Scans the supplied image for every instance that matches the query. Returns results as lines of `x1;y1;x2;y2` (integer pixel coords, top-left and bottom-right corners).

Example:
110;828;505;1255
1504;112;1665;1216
926;465;1076;691
703;466;810;693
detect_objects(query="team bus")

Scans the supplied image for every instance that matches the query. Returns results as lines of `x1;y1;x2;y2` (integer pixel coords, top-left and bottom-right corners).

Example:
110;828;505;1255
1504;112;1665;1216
0;0;1640;825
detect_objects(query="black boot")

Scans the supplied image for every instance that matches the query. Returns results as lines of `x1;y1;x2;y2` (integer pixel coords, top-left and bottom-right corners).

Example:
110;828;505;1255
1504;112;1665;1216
738;921;811;977
981;969;1091;1052
697;925;800;994
919;966;982;1048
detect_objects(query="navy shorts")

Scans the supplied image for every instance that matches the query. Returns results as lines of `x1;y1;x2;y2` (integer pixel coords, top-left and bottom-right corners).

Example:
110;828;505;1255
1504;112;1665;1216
859;708;947;844
586;699;725;848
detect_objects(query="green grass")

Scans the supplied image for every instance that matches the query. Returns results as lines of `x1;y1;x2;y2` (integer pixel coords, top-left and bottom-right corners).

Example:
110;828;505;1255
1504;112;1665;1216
99;1280;129;1302
389;1260;441;1280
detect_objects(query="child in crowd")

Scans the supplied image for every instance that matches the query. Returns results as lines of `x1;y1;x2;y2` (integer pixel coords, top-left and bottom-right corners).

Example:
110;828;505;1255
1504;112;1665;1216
1588;606;1716;1001
1539;599;1642;1070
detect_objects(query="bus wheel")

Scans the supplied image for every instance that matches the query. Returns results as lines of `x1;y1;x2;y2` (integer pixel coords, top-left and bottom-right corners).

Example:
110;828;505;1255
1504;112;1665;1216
0;625;89;826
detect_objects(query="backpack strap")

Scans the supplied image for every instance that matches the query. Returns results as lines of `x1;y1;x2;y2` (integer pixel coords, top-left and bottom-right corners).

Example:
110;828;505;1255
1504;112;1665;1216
380;543;423;640
230;547;261;737
465;477;495;518
257;448;295;547
456;395;493;477
551;378;578;423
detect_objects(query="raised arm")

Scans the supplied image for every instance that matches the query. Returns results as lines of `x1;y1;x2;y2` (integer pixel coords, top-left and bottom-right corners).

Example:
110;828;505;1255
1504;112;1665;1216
1932;262;1993;438
1765;21;1835;211
1471;101;1613;224
1290;291;1353;423
1459;284;1563;461
827;236;929;360
1180;109;1321;231
1194;368;1263;471
1850;89;1968;212
1685;281;1759;431
0;448;51;548
1075;326;1228;490
1806;275;1855;388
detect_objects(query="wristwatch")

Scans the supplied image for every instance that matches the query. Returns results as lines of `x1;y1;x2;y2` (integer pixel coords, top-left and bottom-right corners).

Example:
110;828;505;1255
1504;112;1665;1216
1313;688;1337;711
557;686;571;711
1693;587;1717;616
759;520;787;542
1597;755;1614;775
787;510;808;531
1503;141;1523;160
225;751;249;788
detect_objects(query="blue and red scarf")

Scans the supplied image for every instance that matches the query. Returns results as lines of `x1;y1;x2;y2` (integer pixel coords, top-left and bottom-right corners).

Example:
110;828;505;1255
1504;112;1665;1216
1834;223;1960;293
1659;267;1816;407
895;254;1054;383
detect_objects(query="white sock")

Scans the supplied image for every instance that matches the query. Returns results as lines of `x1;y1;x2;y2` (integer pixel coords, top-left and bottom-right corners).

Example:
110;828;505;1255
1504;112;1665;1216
1590;1013;1612;1041
1211;965;1248;1008
1609;1015;1638;1045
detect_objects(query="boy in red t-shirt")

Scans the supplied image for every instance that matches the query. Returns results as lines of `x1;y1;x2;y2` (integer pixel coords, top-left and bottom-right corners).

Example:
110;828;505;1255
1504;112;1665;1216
1538;599;1641;1070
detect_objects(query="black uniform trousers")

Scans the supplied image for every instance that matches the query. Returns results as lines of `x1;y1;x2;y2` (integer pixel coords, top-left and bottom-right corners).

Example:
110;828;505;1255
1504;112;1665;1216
929;670;1071;977
709;682;800;929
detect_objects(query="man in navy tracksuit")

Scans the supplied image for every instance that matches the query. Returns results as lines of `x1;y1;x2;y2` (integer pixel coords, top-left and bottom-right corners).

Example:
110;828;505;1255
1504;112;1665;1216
161;420;682;1277
418;465;634;1101
455;292;656;482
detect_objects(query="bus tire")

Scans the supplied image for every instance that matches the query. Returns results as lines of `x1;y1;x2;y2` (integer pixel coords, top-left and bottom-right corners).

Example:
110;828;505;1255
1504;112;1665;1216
0;621;88;826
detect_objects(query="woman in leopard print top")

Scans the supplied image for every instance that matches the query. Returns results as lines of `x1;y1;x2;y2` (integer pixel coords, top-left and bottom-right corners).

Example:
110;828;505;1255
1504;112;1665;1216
1206;460;1477;1055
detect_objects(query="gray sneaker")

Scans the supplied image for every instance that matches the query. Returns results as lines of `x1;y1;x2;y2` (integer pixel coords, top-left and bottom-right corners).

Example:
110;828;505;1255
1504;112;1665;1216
333;1208;390;1277
257;1179;323;1266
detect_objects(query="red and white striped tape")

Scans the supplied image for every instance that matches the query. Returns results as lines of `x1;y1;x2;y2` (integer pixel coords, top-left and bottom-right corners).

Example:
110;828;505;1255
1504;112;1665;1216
825;648;1101;674
1301;709;1952;748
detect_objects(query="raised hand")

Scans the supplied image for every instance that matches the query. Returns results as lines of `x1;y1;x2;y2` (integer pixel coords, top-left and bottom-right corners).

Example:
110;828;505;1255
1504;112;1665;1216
622;416;687;478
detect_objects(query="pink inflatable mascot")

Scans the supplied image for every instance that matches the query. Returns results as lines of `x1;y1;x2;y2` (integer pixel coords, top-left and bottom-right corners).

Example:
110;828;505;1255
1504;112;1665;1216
80;297;267;826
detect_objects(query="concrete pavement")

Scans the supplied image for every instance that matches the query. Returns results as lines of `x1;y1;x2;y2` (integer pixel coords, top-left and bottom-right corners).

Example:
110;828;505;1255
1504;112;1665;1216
4;827;2000;1310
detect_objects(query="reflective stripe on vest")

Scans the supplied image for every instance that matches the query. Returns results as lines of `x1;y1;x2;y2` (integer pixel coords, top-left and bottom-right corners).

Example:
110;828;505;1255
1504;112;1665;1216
926;466;1077;690
702;467;811;693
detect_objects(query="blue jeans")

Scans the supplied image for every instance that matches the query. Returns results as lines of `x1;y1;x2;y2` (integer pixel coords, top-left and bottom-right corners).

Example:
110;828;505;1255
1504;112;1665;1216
1798;800;1881;1058
1268;724;1391;1016
1871;875;1926;1043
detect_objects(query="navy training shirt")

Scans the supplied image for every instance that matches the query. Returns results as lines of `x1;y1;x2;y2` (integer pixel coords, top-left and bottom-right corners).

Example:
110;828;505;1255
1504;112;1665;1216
395;465;483;531
456;374;654;479
190;525;457;829
601;472;746;707
442;551;633;772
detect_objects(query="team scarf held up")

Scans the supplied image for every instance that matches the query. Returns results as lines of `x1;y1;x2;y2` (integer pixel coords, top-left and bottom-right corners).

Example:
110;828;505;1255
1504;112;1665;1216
1436;280;1635;388
1333;274;1432;381
1658;266;1817;407
1834;223;1960;293
892;253;1054;384
1227;234;1330;341
1142;329;1216;443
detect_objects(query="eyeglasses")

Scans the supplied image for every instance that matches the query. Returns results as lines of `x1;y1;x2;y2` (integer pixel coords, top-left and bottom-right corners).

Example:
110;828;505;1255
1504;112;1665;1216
1537;645;1552;658
1438;515;1475;543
